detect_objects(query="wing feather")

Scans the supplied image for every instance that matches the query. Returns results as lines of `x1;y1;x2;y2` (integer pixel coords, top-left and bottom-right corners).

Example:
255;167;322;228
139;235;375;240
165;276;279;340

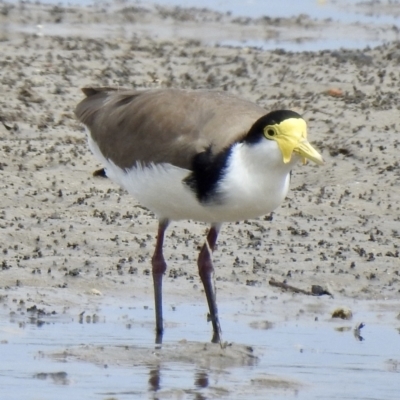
75;88;266;170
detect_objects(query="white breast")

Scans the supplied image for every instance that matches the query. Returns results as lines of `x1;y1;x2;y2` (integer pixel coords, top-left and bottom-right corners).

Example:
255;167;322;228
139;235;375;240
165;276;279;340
88;136;295;223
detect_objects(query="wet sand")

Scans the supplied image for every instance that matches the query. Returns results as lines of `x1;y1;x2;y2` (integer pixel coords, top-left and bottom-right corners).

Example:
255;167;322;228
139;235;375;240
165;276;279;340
0;1;400;398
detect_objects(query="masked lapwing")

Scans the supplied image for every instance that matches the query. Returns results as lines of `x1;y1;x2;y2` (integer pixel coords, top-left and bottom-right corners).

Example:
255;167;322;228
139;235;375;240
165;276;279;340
75;87;323;344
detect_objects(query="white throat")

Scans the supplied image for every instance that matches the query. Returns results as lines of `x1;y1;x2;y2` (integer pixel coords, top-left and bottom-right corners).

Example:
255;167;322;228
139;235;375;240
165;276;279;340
210;140;294;221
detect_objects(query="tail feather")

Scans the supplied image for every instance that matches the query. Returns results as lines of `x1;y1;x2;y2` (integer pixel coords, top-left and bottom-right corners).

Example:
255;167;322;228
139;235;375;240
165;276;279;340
75;86;131;127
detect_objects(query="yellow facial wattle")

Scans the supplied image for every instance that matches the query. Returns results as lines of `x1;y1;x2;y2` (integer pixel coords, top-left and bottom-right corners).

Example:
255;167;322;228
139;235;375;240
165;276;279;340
264;117;324;165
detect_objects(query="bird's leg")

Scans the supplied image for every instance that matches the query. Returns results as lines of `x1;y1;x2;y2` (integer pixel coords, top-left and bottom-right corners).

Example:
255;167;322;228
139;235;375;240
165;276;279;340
152;219;169;344
197;224;222;344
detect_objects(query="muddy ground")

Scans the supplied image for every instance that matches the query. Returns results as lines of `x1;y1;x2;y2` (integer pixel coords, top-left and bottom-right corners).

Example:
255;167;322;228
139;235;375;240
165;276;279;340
0;0;399;381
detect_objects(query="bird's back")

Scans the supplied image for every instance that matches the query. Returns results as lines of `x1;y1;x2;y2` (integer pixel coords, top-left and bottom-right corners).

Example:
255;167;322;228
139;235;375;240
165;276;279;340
75;88;266;170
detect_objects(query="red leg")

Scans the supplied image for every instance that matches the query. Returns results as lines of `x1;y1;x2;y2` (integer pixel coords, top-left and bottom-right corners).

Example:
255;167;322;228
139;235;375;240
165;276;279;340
152;219;169;343
197;224;222;343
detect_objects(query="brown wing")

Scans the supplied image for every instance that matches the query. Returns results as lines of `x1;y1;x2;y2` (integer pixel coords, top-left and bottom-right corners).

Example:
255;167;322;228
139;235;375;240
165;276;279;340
75;87;266;170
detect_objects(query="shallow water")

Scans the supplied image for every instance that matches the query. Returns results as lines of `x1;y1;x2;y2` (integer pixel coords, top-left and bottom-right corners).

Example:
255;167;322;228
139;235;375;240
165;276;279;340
152;0;400;24
1;301;399;399
5;0;400;50
13;0;400;24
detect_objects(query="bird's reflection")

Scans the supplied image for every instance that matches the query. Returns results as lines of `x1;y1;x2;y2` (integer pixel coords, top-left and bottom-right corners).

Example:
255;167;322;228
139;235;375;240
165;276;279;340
148;366;161;392
147;366;210;398
194;370;209;389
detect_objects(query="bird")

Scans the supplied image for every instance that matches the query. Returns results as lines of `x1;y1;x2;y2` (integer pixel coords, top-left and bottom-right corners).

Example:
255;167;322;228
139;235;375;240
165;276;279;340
75;87;324;344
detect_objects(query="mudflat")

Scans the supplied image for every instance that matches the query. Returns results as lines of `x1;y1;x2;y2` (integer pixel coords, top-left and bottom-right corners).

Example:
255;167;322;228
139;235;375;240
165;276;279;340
0;2;399;395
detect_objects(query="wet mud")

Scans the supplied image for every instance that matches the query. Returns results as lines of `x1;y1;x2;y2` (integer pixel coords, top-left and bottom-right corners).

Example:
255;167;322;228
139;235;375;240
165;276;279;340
0;1;400;399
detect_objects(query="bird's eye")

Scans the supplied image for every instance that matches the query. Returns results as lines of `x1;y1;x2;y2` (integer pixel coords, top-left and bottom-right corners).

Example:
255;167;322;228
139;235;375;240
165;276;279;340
263;126;278;139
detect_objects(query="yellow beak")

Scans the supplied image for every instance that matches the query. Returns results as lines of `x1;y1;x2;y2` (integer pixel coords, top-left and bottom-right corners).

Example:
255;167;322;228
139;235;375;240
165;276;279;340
267;117;324;166
293;139;324;165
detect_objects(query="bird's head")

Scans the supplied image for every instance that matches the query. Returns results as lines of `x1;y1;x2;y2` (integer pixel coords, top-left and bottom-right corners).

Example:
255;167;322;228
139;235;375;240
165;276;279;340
246;110;324;166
